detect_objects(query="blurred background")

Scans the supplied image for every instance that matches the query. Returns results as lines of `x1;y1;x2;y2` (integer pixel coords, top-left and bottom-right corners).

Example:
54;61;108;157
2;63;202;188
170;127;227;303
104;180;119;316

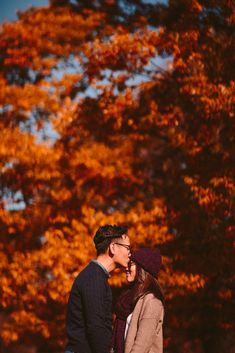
0;0;234;352
0;0;48;22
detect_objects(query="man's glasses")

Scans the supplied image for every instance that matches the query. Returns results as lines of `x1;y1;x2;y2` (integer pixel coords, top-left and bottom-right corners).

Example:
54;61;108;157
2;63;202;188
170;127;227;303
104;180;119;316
114;243;132;252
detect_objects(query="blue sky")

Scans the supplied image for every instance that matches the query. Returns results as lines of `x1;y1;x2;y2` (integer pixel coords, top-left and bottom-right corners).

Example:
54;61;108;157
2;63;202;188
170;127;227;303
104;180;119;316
0;0;48;23
0;0;168;23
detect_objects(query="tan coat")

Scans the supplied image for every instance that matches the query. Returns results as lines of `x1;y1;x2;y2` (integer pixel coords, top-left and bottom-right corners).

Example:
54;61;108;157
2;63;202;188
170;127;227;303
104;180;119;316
124;293;164;353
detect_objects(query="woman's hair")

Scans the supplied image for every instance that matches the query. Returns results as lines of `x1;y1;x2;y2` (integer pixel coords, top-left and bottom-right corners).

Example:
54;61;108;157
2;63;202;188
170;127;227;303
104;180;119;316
132;266;165;306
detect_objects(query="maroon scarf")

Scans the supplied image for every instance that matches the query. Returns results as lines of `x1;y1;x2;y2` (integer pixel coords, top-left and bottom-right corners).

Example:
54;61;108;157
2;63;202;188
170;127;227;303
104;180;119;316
111;283;138;353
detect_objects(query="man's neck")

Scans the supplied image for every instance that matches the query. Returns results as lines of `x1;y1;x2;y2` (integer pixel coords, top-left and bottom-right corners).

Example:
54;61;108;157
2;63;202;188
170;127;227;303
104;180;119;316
96;254;116;273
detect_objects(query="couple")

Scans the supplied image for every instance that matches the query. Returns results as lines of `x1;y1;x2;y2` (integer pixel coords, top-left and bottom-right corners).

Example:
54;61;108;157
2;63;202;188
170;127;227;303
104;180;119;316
65;225;164;353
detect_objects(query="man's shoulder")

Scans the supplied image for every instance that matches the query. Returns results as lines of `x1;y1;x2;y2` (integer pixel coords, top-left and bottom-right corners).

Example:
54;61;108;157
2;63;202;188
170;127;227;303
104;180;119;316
73;262;111;297
76;261;106;281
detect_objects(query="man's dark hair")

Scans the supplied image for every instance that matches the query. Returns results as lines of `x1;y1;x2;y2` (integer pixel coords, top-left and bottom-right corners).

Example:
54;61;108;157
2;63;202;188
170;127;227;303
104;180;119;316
94;224;128;255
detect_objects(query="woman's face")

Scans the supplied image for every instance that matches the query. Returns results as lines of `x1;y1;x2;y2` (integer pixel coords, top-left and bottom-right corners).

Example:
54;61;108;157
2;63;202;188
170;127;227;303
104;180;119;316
126;261;137;283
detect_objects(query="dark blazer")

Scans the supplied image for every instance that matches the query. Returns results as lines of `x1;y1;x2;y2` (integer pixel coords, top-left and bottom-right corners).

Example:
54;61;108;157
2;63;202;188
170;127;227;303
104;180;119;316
65;261;112;353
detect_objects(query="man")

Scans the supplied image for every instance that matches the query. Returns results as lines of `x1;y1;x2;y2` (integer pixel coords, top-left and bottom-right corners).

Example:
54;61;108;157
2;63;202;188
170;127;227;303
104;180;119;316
65;224;131;353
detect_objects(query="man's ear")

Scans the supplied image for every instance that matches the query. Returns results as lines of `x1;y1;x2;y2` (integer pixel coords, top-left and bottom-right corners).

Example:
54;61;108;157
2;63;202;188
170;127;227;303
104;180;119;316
109;242;115;256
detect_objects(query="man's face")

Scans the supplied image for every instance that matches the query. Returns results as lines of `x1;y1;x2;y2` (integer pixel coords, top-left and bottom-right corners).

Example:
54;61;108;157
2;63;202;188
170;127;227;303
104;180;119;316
111;234;131;268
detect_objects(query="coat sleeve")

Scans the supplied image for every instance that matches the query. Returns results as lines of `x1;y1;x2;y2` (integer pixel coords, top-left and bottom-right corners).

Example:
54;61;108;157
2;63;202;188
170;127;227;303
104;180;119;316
128;297;164;353
82;274;112;353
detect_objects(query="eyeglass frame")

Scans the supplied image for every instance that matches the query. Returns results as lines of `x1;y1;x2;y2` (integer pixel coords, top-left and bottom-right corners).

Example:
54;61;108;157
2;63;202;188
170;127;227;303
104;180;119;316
113;242;132;252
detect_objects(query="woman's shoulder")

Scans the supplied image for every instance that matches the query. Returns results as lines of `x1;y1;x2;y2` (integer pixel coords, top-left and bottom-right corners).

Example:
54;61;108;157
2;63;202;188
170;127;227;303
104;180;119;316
141;292;162;301
140;293;163;308
133;293;164;319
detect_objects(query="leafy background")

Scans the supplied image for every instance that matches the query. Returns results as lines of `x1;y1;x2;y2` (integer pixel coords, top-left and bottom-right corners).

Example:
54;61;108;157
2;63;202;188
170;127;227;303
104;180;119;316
0;1;234;352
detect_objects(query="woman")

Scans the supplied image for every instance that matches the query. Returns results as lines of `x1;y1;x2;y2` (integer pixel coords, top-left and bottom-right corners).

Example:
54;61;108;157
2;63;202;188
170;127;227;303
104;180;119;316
111;248;165;353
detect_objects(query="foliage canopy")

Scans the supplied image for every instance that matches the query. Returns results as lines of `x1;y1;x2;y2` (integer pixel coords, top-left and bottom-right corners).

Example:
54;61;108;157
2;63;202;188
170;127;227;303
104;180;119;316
0;1;234;352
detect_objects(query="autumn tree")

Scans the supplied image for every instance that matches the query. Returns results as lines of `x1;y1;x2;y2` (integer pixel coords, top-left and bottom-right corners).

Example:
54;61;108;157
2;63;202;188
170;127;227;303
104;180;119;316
0;1;234;352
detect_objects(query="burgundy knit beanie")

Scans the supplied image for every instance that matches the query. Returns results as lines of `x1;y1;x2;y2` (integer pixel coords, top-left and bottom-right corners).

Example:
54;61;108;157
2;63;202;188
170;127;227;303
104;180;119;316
130;248;162;277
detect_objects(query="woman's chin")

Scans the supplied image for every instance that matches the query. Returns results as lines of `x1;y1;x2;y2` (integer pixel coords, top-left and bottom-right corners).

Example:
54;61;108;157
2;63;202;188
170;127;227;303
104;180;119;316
126;276;135;283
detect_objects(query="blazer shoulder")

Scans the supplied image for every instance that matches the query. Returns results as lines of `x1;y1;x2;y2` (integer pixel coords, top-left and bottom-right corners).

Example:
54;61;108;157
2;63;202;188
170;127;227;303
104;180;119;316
136;293;164;318
141;293;163;307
